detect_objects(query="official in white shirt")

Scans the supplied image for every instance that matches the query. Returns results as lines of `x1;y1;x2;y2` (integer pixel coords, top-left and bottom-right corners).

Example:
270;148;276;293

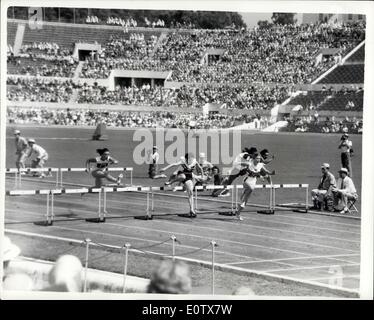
14;130;28;172
27;139;49;177
332;168;358;214
147;146;167;179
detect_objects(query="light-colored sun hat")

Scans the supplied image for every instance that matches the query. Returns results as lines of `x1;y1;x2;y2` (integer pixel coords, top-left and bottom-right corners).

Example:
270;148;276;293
321;163;330;169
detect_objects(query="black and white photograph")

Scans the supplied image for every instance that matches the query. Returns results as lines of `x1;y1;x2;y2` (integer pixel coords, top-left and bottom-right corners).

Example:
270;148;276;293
0;0;373;302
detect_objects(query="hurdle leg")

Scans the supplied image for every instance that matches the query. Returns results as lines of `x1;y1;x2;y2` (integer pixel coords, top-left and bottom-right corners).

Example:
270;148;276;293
14;172;18;189
19;171;22;188
151;188;154;212
257;186;275;215
219;185;236;216
46;193;50;223
49;192;55;225
103;188;108;217
130;170;133;186
231;186;234;212
55;170;59;188
86;190;106;223
59;170;64;188
34;193;53;226
134;191;153;220
292;185;309;213
195;188;198;211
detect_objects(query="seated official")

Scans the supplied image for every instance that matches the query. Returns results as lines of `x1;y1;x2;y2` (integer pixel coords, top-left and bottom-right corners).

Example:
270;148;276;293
311;163;336;210
332;168;358;214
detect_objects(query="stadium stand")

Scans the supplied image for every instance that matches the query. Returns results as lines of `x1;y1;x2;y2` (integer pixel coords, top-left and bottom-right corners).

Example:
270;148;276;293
7;21;17;46
346;44;365;62
7;57;78;77
287;88;364;111
7;107;257;129
7;77;76;103
287;91;332;109
319;90;363;111
6;18;366;132
318;64;365;84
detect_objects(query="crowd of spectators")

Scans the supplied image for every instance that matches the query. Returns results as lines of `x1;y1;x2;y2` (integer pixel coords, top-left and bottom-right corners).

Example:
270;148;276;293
106;16;138;27
79;21;365;84
166;84;289;110
75;82;289;110
7;56;78;78
19;42;73;57
77;83;166;106
7;41;77;77
283;114;363;134
86;15;99;24
6;75;288;110
7;77;76;103
7;107;254;129
80;58;172;78
87;15;171;29
165;22;365;83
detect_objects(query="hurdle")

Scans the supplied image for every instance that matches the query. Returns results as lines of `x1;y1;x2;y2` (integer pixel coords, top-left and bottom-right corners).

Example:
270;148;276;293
6;168;59;188
58;167;133;188
5;183;309;225
274;184;310;213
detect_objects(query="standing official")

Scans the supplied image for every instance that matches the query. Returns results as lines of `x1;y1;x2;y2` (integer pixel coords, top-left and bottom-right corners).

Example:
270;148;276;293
147;146;167;179
338;133;353;177
13;130;28;172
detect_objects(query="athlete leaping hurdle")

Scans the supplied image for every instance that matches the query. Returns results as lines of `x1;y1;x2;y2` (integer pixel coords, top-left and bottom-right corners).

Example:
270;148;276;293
235;153;275;221
160;153;206;217
85;148;123;188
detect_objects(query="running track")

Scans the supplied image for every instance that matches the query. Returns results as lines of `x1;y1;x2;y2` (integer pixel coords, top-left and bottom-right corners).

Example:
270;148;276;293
4;176;361;295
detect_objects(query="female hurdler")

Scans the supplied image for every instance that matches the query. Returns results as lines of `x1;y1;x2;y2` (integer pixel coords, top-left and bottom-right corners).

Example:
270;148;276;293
235;153;275;221
160;153;205;217
86;148;123;187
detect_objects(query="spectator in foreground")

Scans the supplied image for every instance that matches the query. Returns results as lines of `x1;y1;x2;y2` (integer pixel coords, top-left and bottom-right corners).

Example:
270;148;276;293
147;260;192;294
43;255;83;292
2;236;34;291
3;273;34;291
2;236;21;276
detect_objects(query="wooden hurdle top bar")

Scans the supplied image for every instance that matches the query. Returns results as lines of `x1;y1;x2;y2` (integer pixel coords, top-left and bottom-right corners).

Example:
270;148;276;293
60;167;133;172
5;184;308;196
5;168;59;173
5;167;133;173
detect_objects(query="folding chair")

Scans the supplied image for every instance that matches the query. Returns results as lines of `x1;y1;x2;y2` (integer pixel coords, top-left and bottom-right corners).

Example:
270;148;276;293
347;196;359;213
